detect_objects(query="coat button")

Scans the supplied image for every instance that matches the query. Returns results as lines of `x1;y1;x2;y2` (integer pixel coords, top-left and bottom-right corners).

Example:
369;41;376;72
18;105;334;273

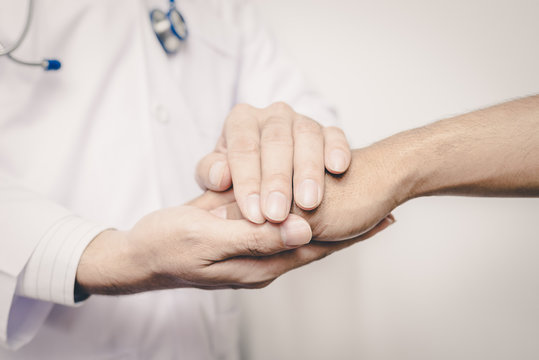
154;104;169;124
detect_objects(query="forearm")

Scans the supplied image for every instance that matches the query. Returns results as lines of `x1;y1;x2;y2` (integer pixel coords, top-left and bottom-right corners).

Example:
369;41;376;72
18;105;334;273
292;96;538;241
387;95;539;201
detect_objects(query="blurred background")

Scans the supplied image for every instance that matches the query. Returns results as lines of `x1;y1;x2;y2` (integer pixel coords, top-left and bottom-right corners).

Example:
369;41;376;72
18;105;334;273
238;0;539;359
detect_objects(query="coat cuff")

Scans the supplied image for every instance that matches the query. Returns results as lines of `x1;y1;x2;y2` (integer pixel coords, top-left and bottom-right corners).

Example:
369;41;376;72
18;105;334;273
15;216;108;306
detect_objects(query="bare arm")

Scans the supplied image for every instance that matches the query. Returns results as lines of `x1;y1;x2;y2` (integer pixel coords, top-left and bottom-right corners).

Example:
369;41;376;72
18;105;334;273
400;95;539;198
292;95;539;241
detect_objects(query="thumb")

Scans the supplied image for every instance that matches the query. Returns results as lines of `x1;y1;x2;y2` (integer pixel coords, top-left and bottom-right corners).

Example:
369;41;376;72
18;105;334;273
215;214;312;258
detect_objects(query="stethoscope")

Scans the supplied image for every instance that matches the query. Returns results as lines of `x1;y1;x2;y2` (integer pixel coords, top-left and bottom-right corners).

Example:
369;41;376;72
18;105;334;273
150;0;189;54
0;0;188;71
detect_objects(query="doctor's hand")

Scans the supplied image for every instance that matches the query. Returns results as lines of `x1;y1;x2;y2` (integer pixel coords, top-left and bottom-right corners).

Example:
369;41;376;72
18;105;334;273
75;190;388;295
195;102;351;224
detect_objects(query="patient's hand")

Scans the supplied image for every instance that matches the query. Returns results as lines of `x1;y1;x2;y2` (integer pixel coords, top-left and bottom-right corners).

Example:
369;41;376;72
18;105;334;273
211;189;395;258
214;145;402;242
291;146;402;241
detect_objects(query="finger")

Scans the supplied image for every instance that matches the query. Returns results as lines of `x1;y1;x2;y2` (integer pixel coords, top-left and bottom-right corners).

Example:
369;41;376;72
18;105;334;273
351;213;396;240
206;215;394;288
323;127;352;174
259;115;294;223
195;152;232;191
203;256;280;289
212;214;312;259
225;104;265;224
218;214;396;285
293;116;325;210
187;190;236;210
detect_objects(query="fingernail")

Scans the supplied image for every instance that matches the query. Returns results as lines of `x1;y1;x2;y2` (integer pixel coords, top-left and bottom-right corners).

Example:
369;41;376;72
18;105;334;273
281;216;312;247
209;161;225;187
246;194;265;224
329;149;347;172
265;191;288;221
297;179;321;209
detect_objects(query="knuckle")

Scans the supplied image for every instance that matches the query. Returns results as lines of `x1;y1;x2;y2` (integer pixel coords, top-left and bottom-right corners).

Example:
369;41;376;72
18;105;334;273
230;103;253;116
228;137;259;156
261;118;293;145
294;117;322;136
324;126;347;139
226;104;257;130
325;125;345;134
233;176;260;190
294;163;323;181
266;172;292;189
264;116;290;129
245;231;269;257
268;101;293;116
226;117;254;133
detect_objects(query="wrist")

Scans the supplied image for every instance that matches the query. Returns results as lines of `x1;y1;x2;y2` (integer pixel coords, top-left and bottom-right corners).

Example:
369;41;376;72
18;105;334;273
76;229;145;295
299;145;412;240
359;132;423;205
371;124;452;203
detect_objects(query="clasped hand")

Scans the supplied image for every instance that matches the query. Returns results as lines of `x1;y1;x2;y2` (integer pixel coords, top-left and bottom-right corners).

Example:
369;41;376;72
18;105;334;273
77;103;395;295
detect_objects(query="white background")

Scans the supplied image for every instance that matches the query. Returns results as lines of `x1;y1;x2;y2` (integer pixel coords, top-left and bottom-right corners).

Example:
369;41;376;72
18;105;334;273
239;1;539;359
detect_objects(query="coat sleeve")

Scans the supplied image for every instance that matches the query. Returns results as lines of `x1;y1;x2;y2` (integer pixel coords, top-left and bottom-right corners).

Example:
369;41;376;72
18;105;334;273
233;0;338;127
0;174;108;350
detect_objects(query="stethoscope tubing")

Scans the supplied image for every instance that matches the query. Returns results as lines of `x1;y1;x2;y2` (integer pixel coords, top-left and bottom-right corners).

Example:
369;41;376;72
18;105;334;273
0;0;34;56
1;0;186;69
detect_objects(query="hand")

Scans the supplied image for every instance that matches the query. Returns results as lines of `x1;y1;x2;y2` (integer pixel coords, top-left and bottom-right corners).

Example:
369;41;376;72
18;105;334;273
298;94;539;241
215;144;401;242
293;144;405;241
76;190;389;295
195;102;351;224
76;191;310;293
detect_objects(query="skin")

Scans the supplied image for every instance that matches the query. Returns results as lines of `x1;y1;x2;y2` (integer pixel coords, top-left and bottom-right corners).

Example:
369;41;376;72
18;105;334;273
217;95;539;242
195;102;351;223
76;191;393;295
77;95;538;296
296;95;539;241
77;102;361;296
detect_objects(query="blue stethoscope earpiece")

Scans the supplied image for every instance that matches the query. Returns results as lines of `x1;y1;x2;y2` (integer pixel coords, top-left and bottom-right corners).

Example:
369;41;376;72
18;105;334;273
44;59;62;71
150;0;189;54
2;0;187;71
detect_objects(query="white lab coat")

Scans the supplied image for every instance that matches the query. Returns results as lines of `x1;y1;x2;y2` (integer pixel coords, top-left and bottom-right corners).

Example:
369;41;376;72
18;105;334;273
0;0;336;358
